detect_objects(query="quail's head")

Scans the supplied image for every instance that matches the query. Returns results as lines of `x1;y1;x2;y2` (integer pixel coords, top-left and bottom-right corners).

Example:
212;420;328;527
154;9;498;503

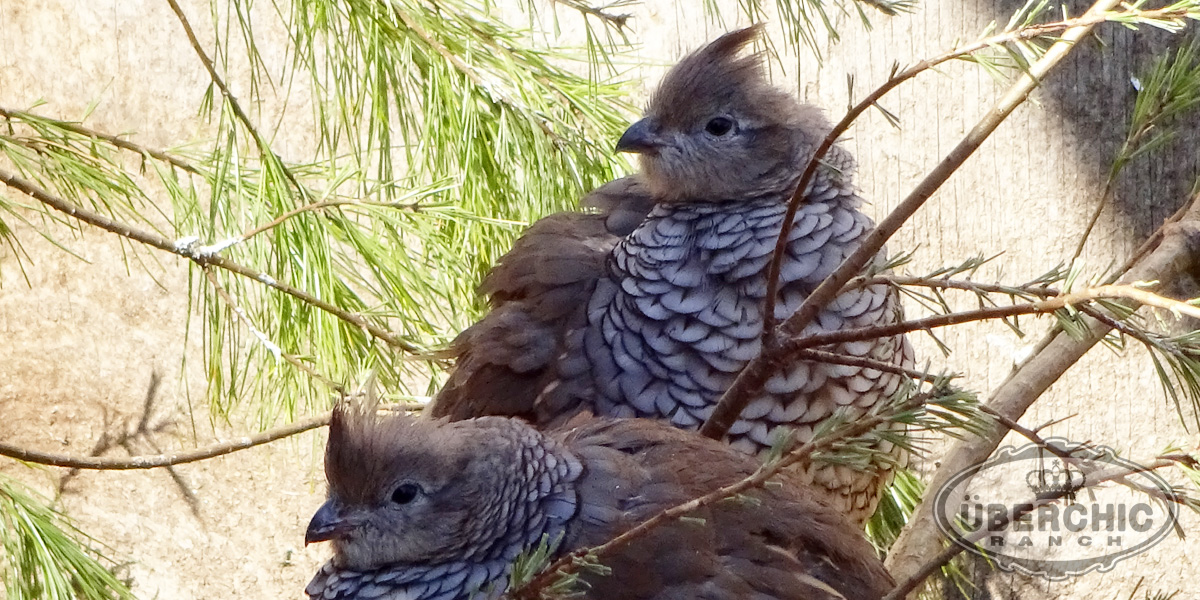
305;404;581;572
616;25;831;202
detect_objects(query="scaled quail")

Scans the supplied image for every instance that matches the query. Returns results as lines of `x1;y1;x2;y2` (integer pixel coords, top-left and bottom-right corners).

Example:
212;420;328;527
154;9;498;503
305;402;895;600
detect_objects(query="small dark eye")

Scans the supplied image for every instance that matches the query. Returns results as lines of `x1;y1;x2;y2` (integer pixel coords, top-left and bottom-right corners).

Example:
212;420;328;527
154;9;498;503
391;483;421;505
705;117;734;136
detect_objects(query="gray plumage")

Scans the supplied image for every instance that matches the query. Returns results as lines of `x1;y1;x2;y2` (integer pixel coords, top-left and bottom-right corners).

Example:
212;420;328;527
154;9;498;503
428;26;913;523
305;404;895;600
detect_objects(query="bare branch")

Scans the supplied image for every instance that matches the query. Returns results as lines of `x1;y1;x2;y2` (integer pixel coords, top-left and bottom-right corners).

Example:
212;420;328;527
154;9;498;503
702;0;1128;441
885;193;1200;584
0;414;331;470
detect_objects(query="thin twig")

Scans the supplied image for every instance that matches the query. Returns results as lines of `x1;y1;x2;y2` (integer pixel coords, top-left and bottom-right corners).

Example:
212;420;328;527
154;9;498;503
551;0;632;28
1071;172;1119;263
702;0;1129;441
0;106;204;175
0;414;331;470
1075;304;1174;357
853;274;1062;299
790;284;1200;350
0;400;426;470
795;349;947;383
240;198;423;242
0;167;423;353
978;406;1076;463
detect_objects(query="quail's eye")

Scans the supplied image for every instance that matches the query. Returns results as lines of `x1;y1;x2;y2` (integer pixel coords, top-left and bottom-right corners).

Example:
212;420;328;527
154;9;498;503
705;117;734;136
391;482;421;505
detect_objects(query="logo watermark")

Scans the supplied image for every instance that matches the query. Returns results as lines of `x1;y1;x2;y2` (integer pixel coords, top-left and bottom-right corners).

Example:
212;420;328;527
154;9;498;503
932;438;1179;579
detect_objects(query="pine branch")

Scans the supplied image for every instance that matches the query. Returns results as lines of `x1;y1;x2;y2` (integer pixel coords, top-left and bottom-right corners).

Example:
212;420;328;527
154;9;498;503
0;106;203;175
163;0;308;199
857;273;1064;300
202;267;348;391
0;477;136;600
0;167;424;353
1074;36;1200;261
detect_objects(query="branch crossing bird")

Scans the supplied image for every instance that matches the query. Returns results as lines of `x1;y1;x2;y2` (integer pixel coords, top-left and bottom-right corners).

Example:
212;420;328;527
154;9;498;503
428;26;914;524
304;402;895;600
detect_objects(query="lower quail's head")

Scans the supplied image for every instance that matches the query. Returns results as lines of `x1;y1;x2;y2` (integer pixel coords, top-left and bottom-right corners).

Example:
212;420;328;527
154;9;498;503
616;25;832;203
305;403;581;573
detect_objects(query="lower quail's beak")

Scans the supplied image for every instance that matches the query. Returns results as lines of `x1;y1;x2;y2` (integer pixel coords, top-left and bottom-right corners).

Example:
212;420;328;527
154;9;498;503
305;500;352;545
615;118;662;154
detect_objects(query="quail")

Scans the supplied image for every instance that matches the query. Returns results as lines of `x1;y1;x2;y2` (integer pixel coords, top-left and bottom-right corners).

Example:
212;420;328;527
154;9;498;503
305;402;895;600
429;26;913;524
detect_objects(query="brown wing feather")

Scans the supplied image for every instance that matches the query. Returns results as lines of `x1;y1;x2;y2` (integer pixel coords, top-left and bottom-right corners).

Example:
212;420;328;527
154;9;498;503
427;177;654;421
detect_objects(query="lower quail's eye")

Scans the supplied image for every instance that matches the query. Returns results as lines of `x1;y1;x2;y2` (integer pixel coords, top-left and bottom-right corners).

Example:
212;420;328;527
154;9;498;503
391;483;421;505
705;117;734;136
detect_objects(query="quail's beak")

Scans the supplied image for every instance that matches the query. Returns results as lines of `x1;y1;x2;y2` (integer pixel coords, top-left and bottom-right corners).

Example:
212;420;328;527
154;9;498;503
305;500;352;545
615;118;662;154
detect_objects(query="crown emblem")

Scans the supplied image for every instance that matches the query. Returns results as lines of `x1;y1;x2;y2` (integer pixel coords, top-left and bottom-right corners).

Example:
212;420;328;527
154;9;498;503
1026;460;1086;501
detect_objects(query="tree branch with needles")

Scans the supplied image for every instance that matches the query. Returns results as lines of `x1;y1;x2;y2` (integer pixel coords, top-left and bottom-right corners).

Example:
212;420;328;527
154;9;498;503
163;0;309;200
0;106;204;176
0;167;424;353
